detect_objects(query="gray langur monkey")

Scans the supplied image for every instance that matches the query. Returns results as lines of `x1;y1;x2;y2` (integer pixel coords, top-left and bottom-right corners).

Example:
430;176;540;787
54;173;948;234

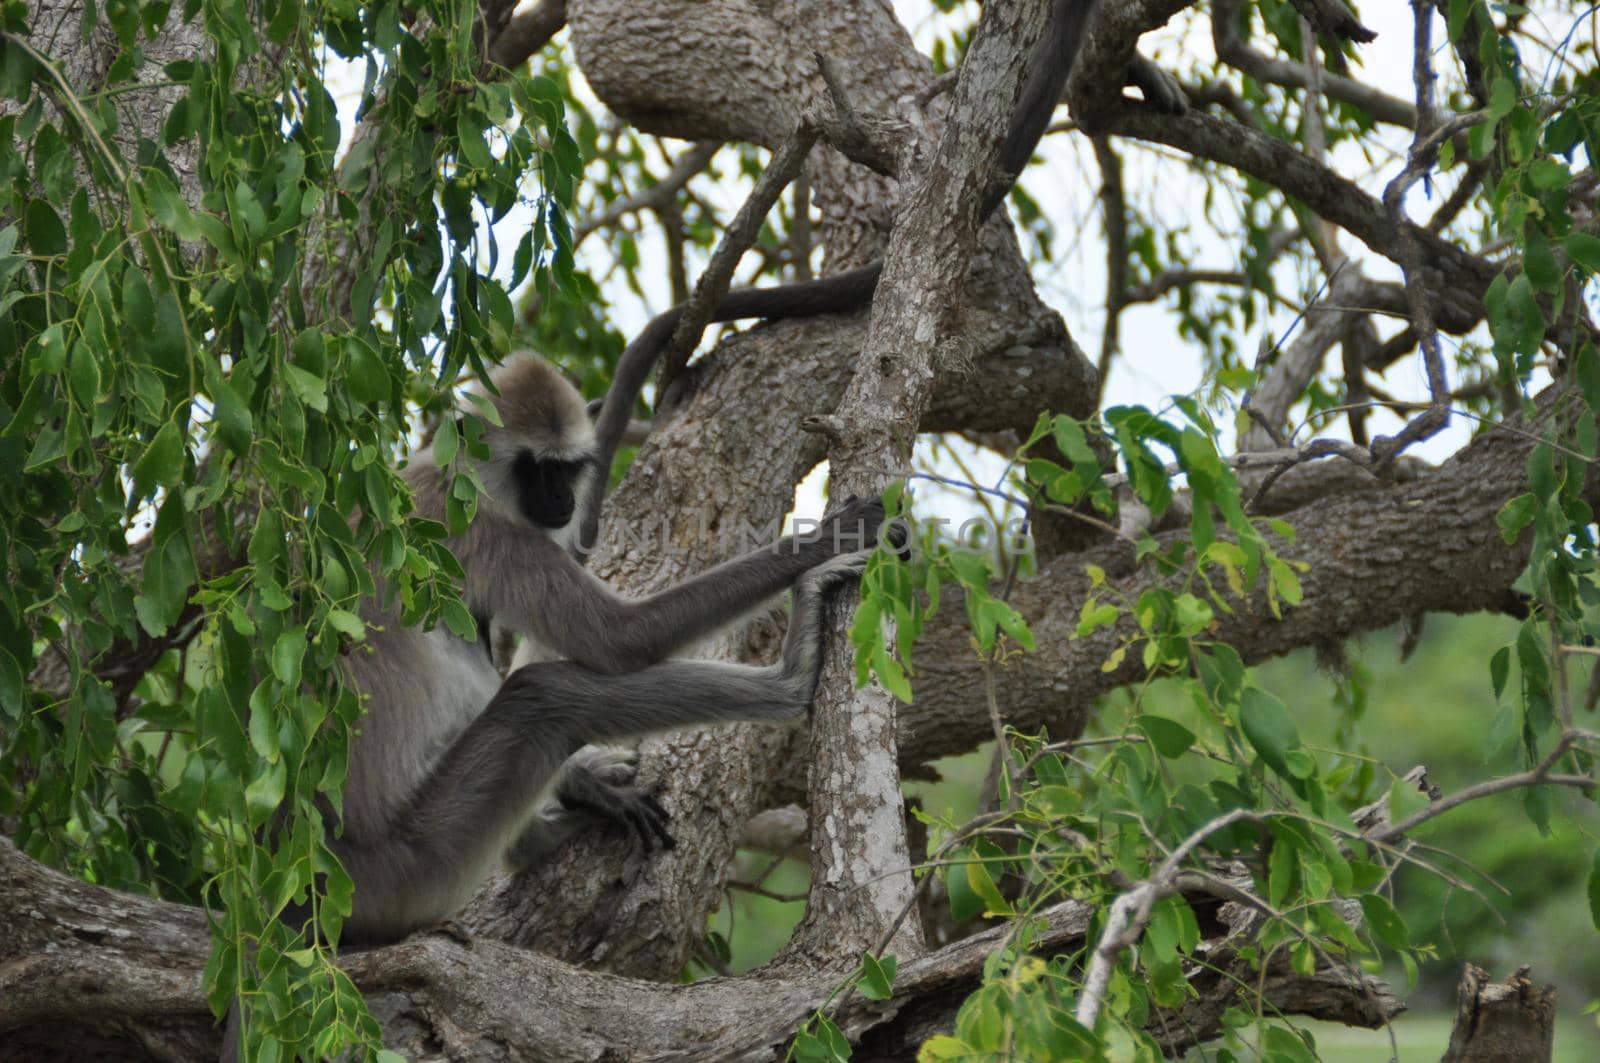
334;355;888;945
221;359;882;1056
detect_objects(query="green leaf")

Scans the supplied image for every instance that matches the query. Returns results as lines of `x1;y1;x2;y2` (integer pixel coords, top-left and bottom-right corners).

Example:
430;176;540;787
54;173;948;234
271;627;306;686
1564;233;1600;274
207;373;254;455
1358;893;1410;949
345;336;389;404
68;343;103;406
326;609;365;641
946;849;983;922
1136;714;1195;759
870;645;913;703
141;169;201;241
1076;600;1119;637
917;1036;975;1061
1587;848;1600;932
1523;226;1560;294
33;323;67;372
434;416;459;467
1496;493;1538;543
858;953;897;1001
1488;76;1517;119
244;760;286;826
963;843;1011;917
1576;345;1600;413
1262;1025;1318;1063
1489;645;1510;700
0;645;25;721
283;364;328;413
24;198;67;256
1239;687;1300;779
249;691;281;761
1387;775;1430;827
132;420;186;498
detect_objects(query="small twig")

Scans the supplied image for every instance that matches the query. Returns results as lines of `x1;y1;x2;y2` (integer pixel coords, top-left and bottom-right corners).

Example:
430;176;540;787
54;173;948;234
1076;809;1261;1028
656;125;819;391
727;881;807;904
1093;136;1129;404
804;50;899;177
1121;268;1249;305
1370;731;1594;844
1369;2;1455;471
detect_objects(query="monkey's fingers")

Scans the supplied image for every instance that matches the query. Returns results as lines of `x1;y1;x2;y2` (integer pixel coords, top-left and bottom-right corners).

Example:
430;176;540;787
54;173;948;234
637;794;676;852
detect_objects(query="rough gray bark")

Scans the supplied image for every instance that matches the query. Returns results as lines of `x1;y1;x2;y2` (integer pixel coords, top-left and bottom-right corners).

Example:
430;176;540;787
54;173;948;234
0;836;1401;1061
894;406;1549;778
786;0;1061;966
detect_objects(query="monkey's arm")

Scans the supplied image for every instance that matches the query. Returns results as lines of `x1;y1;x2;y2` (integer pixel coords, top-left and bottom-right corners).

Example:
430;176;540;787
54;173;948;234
478;498;882;674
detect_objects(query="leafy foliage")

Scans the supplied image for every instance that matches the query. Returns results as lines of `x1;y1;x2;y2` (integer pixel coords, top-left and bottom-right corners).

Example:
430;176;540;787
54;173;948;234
816;6;1600;1056
0;0;580;1055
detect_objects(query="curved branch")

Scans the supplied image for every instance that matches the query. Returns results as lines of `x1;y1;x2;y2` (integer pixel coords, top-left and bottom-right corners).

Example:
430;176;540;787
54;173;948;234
486;0;569;70
0;837;1398;1060
895;401;1568;776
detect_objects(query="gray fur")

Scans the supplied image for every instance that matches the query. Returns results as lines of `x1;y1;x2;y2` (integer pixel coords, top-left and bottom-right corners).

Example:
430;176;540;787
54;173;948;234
334;356;880;945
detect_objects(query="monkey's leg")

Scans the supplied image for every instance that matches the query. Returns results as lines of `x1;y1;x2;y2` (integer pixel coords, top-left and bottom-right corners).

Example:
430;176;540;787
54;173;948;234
337;557;865;942
338;659;824;941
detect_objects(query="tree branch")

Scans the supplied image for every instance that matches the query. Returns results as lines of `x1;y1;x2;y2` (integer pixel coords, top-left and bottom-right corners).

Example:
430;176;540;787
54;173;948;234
0;836;1401;1060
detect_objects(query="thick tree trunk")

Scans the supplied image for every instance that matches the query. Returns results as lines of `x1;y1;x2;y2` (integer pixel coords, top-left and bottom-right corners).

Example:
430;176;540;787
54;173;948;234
465;0;1097;978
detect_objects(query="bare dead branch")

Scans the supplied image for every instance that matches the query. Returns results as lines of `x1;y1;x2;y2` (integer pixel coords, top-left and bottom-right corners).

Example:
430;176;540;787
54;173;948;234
1076;809;1260;1027
1369;731;1596;845
1092;135;1128;402
655;126;819;391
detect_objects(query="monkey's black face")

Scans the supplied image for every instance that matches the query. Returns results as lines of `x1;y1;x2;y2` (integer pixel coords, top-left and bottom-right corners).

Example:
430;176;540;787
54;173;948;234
513;451;587;529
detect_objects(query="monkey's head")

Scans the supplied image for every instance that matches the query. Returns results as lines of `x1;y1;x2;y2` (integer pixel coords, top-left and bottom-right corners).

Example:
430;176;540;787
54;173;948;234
476;355;597;531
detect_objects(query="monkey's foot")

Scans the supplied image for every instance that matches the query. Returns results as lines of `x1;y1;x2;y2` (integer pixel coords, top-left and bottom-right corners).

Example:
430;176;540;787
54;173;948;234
558;747;676;853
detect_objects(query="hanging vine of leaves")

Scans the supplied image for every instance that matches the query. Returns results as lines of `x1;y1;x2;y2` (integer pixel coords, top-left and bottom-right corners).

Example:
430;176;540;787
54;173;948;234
0;0;580;1054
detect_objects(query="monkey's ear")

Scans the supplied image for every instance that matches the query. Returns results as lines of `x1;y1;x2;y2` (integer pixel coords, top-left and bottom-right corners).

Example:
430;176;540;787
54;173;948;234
586;397;605;420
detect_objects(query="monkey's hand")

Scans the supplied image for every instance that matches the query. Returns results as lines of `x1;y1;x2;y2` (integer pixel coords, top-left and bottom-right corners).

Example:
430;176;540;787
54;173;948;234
797;549;871;597
816;493;914;560
555;746;675;854
817;494;885;553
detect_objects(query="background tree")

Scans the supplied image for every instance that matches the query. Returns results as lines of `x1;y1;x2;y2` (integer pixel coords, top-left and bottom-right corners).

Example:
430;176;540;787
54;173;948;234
2;0;1599;1059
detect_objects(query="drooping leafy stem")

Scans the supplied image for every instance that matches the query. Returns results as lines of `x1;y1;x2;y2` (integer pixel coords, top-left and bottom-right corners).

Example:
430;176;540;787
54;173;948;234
0;0;582;1055
1464;0;1600;871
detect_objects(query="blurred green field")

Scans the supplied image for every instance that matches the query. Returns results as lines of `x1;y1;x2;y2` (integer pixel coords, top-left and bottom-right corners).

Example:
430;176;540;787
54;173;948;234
1284;1015;1599;1063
